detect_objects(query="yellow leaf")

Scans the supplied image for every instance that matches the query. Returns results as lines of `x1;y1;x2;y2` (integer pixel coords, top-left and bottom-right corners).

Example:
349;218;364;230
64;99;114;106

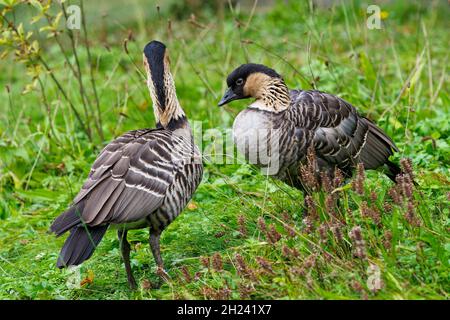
0;50;9;59
138;100;148;111
8;171;22;189
0;0;19;6
53;12;63;28
28;0;42;11
39;25;54;33
80;270;94;287
31;40;39;53
17;23;23;36
30;13;44;24
187;201;198;210
389;117;403;130
22;81;37;95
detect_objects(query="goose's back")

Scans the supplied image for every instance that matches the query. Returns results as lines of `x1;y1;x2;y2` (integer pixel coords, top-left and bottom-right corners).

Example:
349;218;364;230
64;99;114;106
54;128;202;232
288;90;398;175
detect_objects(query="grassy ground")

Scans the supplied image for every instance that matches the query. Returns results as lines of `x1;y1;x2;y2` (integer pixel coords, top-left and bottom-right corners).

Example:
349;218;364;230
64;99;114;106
0;0;449;299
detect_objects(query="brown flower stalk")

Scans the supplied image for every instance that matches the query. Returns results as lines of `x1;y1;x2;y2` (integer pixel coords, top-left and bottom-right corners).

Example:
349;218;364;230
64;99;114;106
318;223;328;243
257;217;281;243
383;202;392;213
352;163;365;195
330;223;343;242
300;147;319;191
201;285;231;300
267;224;282;243
405;200;421;226
212;252;223;272
400;158;414;181
257;217;267;234
282;223;297;238
383;230;392;250
290;266;306;276
237;214;247;237
238;283;254;299
333;167;345;188
303;253;317;269
361;201;381;226
282;245;300;259
235;254;256;281
401;174;414;200
349;226;367;259
180;265;192;283
302;217;314;234
325;194;336;216
388;187;402;205
304;195;318;219
320;171;333;192
256;257;274;275
200;256;210;269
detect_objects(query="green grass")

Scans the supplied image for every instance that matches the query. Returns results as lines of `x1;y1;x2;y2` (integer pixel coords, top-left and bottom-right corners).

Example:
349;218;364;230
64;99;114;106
0;0;449;299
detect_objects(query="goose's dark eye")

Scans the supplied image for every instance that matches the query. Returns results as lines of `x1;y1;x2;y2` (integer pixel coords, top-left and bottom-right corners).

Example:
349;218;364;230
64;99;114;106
236;78;244;86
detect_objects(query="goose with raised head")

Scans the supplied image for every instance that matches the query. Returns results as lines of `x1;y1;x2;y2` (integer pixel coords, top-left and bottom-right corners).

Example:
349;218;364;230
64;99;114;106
50;41;203;289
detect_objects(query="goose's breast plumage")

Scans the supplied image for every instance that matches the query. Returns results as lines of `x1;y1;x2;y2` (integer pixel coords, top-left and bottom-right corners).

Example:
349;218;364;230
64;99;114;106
232;107;298;177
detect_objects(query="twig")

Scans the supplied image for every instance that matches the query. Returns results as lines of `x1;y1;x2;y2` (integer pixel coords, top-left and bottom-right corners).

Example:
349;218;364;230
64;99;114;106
80;0;104;141
61;2;93;139
242;40;310;84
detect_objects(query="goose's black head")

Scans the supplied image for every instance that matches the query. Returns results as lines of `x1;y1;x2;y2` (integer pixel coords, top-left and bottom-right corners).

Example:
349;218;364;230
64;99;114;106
143;40;168;110
218;63;282;106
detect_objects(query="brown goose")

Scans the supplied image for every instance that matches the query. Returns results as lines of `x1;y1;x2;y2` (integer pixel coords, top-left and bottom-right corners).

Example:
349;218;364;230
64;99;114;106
50;41;203;289
218;63;400;191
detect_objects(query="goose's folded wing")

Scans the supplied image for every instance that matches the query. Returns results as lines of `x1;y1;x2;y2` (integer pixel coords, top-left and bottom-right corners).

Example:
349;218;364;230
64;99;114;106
293;90;397;169
71;129;177;226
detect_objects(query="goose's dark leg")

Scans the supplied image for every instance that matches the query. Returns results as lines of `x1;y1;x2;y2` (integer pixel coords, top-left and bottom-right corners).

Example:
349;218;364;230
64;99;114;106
149;229;170;286
118;229;137;289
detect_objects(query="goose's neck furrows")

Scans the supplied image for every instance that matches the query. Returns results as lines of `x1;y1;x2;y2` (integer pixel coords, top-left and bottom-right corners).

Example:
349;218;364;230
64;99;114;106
144;42;187;131
246;73;291;113
148;67;187;130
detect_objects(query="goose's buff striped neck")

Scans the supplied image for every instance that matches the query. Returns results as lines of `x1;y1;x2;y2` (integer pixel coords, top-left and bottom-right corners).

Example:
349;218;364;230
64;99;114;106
143;41;186;130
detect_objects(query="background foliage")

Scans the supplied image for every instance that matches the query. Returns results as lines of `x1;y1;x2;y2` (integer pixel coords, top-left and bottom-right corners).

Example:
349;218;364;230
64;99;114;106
0;0;448;299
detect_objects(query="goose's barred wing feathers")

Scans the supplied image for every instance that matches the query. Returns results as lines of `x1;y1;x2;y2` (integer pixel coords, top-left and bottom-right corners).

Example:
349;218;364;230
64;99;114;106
289;90;398;172
51;128;187;235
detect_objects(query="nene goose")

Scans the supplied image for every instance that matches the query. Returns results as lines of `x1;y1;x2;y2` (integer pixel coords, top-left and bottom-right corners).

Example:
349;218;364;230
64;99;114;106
218;63;400;191
50;41;203;289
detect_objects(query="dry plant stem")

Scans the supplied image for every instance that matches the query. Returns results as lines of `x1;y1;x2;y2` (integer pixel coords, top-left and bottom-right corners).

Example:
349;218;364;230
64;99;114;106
80;0;104;141
45;14;78;76
36;76;73;158
38;56;91;142
243;40;310;84
61;2;93;140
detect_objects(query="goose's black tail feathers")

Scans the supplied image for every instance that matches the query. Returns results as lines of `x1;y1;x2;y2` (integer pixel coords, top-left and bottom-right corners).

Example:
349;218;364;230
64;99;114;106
385;160;402;183
56;224;108;268
50;200;108;268
50;201;86;236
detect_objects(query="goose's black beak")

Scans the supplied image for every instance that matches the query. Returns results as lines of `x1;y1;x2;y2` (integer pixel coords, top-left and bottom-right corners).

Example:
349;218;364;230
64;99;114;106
218;87;238;107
